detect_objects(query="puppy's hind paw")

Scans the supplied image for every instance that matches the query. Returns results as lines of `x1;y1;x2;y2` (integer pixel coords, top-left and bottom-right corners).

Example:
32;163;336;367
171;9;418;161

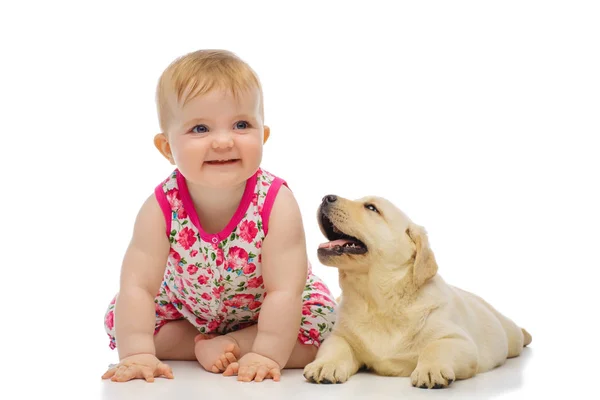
303;360;353;384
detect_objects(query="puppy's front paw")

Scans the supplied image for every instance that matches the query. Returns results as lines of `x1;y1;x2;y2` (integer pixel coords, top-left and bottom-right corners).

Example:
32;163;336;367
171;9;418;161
303;360;353;384
411;364;455;389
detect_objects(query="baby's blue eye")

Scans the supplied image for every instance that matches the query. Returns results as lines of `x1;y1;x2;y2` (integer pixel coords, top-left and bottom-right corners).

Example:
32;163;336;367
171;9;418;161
192;125;208;133
235;121;249;129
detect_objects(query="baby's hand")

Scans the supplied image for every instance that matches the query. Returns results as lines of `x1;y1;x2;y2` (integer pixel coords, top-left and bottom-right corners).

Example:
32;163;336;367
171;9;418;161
101;353;174;383
223;352;281;382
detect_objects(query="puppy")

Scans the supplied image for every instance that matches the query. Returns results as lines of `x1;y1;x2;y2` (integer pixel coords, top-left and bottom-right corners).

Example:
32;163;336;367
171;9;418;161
303;195;531;389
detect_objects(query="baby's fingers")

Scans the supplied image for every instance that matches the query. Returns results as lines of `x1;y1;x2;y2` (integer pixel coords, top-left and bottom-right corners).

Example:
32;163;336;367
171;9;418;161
223;362;239;377
238;364;256;382
269;367;281;382
101;367;117;380
111;365;137;382
156;362;174;379
141;367;155;382
254;365;270;382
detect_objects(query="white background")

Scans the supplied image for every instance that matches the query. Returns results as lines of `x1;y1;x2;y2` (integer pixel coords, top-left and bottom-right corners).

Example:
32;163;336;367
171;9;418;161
1;1;599;398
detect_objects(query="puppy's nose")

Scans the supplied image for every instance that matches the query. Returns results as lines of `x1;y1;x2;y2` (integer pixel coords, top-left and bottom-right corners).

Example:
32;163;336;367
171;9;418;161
323;195;337;204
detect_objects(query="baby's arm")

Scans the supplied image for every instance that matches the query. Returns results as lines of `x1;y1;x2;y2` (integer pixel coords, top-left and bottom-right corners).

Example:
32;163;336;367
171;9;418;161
252;186;308;368
113;193;171;360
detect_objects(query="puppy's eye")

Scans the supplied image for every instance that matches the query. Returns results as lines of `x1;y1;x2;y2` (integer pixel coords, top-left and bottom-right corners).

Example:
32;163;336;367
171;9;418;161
365;204;379;213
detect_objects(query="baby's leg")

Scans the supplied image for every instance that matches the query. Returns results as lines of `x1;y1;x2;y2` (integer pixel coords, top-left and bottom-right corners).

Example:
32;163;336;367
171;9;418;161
104;294;214;361
155;319;215;360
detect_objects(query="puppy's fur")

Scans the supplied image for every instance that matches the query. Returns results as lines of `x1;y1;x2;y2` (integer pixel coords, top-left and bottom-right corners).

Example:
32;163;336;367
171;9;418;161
303;195;531;389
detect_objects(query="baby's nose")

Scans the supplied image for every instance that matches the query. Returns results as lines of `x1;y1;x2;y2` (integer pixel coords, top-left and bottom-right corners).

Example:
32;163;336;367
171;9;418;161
211;132;234;149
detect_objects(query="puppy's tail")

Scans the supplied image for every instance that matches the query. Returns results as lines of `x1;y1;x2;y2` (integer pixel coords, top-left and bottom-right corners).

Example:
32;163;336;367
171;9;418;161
521;328;532;346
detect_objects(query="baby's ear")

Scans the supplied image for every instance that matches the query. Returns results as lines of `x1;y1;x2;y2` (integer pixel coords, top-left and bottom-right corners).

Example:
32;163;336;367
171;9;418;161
154;133;175;165
406;223;438;288
263;126;270;144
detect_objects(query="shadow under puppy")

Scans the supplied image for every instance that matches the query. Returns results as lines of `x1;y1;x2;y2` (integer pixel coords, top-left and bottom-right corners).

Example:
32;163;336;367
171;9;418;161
303;195;531;389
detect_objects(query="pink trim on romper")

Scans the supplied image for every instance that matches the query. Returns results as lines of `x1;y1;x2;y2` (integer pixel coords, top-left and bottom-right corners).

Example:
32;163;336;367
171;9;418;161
176;169;259;243
154;185;172;237
261;177;288;236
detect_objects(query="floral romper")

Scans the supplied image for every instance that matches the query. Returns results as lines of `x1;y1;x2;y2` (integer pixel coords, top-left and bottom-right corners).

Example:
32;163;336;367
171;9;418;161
104;167;337;350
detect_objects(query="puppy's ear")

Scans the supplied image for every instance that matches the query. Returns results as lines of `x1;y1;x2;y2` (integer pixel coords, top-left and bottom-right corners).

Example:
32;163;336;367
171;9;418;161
406;223;438;288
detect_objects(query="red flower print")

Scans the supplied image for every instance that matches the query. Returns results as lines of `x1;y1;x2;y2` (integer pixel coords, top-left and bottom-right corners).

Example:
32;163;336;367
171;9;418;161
170;248;181;263
175;276;185;292
248;300;262;310
309;328;320;341
207;320;220;331
182;298;192;310
243;263;256;274
166;188;188;219
201;292;212;301
225;246;249;271
195;317;208;327
157;302;180;319
216;248;224;266
298;334;311;345
188;296;198;305
175;264;183;274
252;193;258;206
302;305;312;316
187;265;198;275
308;292;333;305
247;276;263;288
177;227;197;250
105;310;114;330
223;294;256;309
197;275;209;285
255;241;262;249
212;285;225;297
311;281;331;295
190;249;198;257
239;220;258;243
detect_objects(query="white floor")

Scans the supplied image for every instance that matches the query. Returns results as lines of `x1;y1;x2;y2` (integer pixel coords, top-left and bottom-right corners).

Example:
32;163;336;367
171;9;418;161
94;347;539;400
9;322;592;399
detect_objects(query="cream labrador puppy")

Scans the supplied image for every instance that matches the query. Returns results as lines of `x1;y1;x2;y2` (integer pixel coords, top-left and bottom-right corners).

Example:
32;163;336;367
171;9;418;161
303;195;531;389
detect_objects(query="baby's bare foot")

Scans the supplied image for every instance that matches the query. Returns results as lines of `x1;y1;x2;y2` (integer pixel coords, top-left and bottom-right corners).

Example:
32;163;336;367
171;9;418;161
195;335;241;373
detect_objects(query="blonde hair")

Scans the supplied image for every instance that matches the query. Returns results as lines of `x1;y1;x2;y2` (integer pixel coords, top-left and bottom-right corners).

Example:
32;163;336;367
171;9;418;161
156;49;264;133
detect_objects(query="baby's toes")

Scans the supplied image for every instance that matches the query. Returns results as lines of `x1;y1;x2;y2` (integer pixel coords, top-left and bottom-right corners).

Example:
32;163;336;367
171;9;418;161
219;354;233;369
213;358;226;372
225;351;238;364
224;343;241;357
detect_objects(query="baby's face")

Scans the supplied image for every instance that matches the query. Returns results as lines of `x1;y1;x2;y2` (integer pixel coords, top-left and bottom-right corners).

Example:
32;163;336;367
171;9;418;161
162;87;266;189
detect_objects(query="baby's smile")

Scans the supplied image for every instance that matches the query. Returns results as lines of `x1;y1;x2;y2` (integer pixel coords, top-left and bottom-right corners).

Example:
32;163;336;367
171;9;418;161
204;159;241;166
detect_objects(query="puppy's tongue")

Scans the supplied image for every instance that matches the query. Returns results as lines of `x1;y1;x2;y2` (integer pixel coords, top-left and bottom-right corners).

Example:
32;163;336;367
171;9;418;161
318;239;352;248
